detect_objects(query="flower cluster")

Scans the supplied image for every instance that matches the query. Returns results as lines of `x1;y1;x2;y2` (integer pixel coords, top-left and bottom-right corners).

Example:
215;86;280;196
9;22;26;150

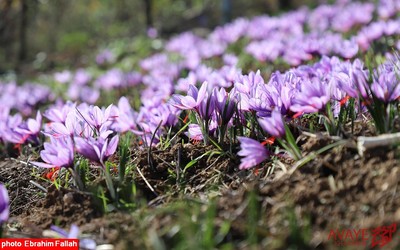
0;110;42;148
33;103;120;170
0;184;9;225
0;81;52;116
1;0;399;173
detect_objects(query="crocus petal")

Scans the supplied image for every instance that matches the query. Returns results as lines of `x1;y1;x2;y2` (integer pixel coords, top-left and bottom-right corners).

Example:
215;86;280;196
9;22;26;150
31;161;56;169
0;184;9;223
196;81;209;105
67;224;80;238
105;135;119;158
237;136;269;170
181;97;197;109
75;137;99;162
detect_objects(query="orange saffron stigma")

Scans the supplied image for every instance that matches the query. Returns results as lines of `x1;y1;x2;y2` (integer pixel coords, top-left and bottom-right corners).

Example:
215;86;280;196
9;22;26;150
339;95;350;106
113;165;118;173
293;112;303;119
361;99;372;106
183;113;189;124
189;138;201;145
44;167;60;181
13;134;30;153
261;137;275;145
13;144;22;154
253;167;259;176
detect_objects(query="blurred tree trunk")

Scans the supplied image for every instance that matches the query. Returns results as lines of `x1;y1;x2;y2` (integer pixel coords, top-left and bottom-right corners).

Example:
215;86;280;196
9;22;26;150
0;0;13;73
222;0;232;24
0;0;13;35
48;1;66;60
18;0;28;62
143;0;153;28
279;0;292;10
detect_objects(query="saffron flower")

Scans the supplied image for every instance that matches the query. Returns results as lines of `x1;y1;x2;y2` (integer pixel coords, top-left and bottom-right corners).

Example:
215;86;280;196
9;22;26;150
258;110;285;138
185;124;204;142
112;97;140;133
2;112;42;145
46;224;96;250
74;133;119;167
371;71;400;103
96;49;115;65
170;81;209;111
44;112;77;138
43;101;76;123
77;104;116;131
0;184;9;224
54;70;72;84
198;91;216;121
213;87;235;124
237;137;269;170
290;79;331;114
259;111;302;160
15;111;42;137
32;136;74;169
333;59;370;100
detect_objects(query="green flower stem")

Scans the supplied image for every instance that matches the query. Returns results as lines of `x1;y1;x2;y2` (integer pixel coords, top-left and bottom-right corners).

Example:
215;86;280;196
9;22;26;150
69;167;84;191
277;138;302;161
104;163;116;201
282;124;302;160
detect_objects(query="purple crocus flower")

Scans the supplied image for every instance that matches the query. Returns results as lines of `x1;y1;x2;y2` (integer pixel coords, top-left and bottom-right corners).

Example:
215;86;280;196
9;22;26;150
247;83;276;117
185;124;204;141
223;54;238;66
258;110;285;138
333;59;370;100
14;111;42;139
341;71;370;100
44;112;77;138
79;86;100;104
3;111;42;145
14;83;53;116
234;70;265;95
198;91;216;121
170;81;209;111
32;136;74;169
74;133;119;167
96;49;115;65
112;97;140;133
73;69;92;86
77;104;117;132
146;104;180;128
290;79;331;115
378;0;398;19
176;72;197;92
54;70;72;84
237;136;269;170
185;121;218;142
336;39;359;59
95;69;125;90
48;224;96;250
1;113;24;144
147;27;158;38
0;184;9;224
213;87;235;124
125;71;142;87
371;71;400;103
43;101;76;123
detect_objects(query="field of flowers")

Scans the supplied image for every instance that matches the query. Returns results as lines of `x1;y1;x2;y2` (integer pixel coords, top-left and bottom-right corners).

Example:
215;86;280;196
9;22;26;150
1;0;400;249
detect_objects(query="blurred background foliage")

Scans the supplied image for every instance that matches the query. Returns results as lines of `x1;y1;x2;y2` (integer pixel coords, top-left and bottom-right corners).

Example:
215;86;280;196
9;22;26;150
0;0;318;76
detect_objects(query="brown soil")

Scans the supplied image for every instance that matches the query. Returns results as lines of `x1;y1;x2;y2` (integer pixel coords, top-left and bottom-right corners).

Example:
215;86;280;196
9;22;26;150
1;136;399;249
